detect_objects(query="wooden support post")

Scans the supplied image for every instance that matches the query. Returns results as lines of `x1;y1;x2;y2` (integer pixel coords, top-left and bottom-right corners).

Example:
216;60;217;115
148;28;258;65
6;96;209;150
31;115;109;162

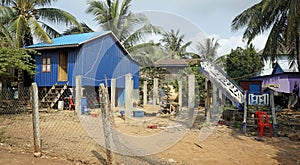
178;80;183;111
99;84;114;165
110;78;116;110
143;81;148;107
206;80;211;123
211;84;217;122
31;83;41;153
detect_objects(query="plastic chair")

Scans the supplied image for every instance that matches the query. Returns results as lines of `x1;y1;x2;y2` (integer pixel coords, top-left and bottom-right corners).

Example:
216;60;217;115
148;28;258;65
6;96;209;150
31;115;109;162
69;98;75;110
255;111;272;138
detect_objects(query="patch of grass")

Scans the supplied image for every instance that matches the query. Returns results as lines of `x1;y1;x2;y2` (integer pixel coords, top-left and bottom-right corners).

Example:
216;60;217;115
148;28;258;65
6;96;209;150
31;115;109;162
232;121;241;128
202;122;212;127
0;128;9;143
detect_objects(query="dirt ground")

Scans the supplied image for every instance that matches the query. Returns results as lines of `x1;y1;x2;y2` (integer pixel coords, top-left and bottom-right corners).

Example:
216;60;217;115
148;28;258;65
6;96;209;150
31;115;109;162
0;107;299;165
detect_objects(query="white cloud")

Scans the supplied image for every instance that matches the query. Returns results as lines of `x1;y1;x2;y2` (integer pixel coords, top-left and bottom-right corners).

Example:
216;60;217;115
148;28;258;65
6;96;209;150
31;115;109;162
212;34;268;56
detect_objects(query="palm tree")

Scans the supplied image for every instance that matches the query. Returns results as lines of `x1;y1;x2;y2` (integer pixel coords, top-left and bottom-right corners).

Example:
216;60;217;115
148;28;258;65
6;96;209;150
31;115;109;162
197;37;220;62
86;0;161;53
160;29;196;59
62;22;94;35
0;0;83;89
130;41;164;66
231;0;300;72
0;0;83;48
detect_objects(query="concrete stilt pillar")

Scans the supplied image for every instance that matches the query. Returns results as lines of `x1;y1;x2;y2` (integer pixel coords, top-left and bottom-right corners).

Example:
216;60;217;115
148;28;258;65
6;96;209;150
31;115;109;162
188;75;195;126
153;78;159;105
178;80;182;111
143;81;148;107
75;76;82;115
110;78;116;110
125;73;132;117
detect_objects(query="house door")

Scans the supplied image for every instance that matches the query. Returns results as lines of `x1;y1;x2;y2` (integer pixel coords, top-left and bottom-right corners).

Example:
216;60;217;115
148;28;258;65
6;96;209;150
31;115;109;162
58;52;68;81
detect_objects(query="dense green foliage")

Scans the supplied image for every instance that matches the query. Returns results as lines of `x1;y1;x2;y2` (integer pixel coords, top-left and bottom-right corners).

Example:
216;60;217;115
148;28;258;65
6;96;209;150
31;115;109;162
86;0;161;53
225;45;264;82
197;38;220;61
232;0;300;71
0;0;83;47
160;29;196;59
0;47;36;80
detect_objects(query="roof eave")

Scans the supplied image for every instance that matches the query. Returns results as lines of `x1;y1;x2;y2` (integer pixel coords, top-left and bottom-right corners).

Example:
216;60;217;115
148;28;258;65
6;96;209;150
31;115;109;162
28;44;80;50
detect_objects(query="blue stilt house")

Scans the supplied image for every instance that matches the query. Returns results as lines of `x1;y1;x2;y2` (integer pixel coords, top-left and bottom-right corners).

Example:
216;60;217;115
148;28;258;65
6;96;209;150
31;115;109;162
27;31;139;107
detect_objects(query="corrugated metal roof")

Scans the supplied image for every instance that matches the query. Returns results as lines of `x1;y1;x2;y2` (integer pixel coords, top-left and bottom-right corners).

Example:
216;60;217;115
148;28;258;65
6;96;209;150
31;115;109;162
260;58;299;76
27;31;109;49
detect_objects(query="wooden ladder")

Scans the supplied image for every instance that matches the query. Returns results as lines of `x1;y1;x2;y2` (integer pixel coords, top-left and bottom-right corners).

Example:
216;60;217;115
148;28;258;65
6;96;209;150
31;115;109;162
41;83;68;108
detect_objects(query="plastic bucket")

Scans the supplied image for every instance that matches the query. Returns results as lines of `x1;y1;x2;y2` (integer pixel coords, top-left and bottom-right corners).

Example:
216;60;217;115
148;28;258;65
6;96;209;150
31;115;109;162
81;97;87;115
58;101;64;110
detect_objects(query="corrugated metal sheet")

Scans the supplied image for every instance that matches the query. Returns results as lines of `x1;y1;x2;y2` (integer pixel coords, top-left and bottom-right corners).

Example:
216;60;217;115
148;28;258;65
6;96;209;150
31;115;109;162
72;35;139;89
27;31;108;49
33;31;140;108
34;48;79;86
34;32;139;89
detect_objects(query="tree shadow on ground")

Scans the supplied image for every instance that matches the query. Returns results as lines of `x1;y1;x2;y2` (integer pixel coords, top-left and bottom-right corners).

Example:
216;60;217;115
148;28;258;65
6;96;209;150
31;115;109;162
266;137;300;164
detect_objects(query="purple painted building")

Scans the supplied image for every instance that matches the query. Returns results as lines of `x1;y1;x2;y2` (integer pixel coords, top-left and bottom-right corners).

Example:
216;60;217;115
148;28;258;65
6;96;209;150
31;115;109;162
249;62;300;96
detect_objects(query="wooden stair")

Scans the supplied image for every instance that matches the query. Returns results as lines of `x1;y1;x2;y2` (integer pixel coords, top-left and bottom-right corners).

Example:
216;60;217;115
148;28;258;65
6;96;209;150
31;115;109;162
41;83;68;108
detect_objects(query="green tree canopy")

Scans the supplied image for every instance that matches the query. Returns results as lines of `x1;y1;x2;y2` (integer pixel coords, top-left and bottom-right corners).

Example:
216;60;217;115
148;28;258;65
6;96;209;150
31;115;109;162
0;0;83;47
160;29;197;59
197;37;220;62
231;0;300;71
0;47;36;80
62;22;94;35
86;0;161;53
225;45;264;83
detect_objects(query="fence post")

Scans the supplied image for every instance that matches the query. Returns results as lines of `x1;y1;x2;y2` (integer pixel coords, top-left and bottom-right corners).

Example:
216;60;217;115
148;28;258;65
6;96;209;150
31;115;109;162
99;83;114;165
31;82;41;153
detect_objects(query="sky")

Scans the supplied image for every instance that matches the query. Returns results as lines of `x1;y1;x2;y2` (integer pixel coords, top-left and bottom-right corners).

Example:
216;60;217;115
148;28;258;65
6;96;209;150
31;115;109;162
52;0;268;56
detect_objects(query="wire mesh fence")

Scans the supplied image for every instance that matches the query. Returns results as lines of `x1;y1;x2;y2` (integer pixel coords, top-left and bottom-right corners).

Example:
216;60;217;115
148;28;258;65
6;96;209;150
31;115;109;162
0;87;33;152
0;86;165;164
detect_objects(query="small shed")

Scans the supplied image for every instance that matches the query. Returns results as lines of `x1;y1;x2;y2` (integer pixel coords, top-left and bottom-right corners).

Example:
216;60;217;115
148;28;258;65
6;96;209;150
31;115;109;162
239;80;262;93
155;59;197;80
27;31;139;107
